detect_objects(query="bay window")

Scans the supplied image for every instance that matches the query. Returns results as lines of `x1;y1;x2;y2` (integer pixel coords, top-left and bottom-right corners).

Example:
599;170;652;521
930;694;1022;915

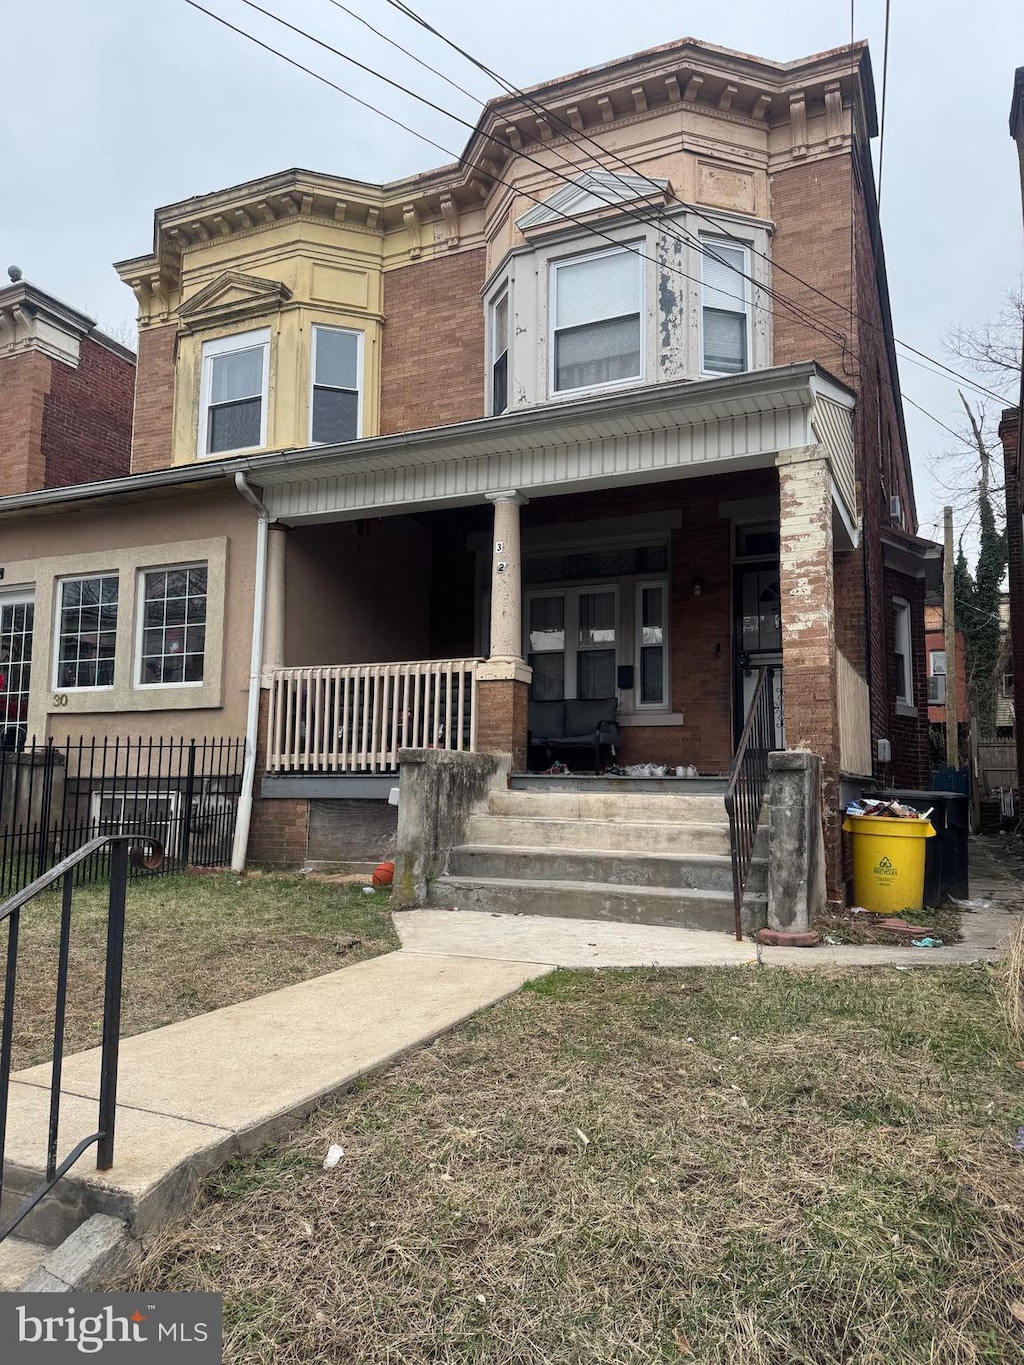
701;238;751;375
199;329;269;455
491;288;509;415
551;245;642;394
310;326;361;444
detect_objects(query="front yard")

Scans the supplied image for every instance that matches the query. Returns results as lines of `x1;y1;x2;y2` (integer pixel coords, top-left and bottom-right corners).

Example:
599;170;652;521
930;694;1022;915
122;963;1024;1364
4;872;398;1071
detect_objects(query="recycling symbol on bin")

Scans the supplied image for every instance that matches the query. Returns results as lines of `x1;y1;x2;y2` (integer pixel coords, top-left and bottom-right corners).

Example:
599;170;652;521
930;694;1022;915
874;856;897;877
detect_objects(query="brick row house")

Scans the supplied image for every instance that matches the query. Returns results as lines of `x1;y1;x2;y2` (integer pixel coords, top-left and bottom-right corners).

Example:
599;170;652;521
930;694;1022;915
1001;66;1024;804
0;37;938;927
0;276;135;747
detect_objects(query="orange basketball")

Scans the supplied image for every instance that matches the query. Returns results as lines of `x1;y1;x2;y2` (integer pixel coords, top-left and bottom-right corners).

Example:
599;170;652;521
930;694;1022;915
371;861;395;887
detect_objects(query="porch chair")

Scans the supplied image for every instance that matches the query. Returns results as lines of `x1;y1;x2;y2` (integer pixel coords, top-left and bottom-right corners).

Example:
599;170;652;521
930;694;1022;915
528;697;619;773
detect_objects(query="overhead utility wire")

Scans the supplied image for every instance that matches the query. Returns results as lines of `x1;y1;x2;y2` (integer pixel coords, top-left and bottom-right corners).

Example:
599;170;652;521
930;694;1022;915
232;0;843;350
382;0;1010;406
877;0;892;214
179;0;978;449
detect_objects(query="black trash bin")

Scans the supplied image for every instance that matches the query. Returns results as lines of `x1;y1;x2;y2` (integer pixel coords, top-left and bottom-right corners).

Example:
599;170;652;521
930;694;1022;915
881;790;970;903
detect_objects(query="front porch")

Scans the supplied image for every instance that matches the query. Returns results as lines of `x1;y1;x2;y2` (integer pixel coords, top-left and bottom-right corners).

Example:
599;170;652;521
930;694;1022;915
248;363;870;915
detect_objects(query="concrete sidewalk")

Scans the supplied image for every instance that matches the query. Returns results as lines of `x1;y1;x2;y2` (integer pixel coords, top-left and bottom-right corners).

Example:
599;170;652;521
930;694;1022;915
394;836;1023;970
3;950;550;1244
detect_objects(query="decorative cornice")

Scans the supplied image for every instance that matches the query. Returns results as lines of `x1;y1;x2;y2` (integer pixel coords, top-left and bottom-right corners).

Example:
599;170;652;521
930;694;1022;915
176;270;293;332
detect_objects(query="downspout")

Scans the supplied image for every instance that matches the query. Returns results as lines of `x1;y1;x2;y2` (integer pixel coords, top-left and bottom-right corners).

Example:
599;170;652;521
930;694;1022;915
230;471;271;874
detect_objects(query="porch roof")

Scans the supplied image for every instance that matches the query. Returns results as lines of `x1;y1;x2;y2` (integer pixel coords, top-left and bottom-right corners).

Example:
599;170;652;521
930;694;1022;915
0;361;855;529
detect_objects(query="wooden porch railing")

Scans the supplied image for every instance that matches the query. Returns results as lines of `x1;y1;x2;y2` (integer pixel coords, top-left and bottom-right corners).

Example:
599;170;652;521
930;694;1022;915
266;660;482;773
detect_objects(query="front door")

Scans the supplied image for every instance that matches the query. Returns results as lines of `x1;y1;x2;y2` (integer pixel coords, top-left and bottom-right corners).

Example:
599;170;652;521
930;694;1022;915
734;563;784;747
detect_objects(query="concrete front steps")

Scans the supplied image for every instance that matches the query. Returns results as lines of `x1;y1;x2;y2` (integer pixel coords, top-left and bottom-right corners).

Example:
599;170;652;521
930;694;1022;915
0;1234;51;1291
428;781;767;932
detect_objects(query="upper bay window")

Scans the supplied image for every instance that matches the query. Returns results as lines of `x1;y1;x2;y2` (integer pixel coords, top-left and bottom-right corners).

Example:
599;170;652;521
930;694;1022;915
551;245;642;395
700;238;751;376
491;289;509;415
198;328;270;456
310;326;361;444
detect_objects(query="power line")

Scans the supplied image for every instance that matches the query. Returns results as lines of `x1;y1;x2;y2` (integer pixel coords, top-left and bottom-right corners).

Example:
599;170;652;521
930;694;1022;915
178;0;993;455
381;0;1011;407
877;0;892;213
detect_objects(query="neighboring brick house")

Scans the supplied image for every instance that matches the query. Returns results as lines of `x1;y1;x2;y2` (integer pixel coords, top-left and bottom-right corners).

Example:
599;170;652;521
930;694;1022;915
0;276;135;745
0;37;939;917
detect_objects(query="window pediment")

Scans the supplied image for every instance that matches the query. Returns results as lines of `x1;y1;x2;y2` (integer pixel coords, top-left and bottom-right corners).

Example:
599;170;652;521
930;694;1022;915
516;172;671;236
178;270;292;331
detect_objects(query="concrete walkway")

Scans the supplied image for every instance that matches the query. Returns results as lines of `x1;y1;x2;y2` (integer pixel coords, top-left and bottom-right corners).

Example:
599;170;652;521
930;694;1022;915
395;836;1023;969
4;951;549;1243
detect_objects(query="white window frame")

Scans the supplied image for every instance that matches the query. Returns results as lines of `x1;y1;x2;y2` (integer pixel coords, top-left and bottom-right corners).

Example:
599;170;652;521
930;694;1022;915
928;649;946;676
0;586;35;740
197;327;270;458
52;573;119;692
91;789;182;859
308;325;363;445
525;584;622;702
893;597;913;709
134;562;209;690
635;580;670;710
548;243;644;398
489;285;510;416
699;236;753;378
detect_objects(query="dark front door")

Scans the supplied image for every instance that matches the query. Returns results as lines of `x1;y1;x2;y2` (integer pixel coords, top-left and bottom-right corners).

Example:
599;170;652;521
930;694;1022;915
733;562;784;746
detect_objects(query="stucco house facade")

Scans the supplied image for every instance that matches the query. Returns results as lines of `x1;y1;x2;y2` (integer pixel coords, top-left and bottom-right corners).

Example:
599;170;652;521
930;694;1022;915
0;37;937;924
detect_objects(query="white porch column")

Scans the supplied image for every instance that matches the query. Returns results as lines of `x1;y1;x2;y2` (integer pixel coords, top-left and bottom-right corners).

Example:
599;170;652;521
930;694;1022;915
481;490;530;676
260;523;286;684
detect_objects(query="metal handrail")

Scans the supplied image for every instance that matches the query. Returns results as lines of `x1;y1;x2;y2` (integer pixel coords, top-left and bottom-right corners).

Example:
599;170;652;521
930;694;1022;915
725;668;776;942
0;835;162;1243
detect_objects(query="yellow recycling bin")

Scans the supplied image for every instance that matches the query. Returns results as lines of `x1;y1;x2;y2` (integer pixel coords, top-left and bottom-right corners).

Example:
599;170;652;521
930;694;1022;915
842;814;936;915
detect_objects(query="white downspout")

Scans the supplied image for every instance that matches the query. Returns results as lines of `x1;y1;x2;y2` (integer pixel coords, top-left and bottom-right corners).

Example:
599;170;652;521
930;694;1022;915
231;471;270;873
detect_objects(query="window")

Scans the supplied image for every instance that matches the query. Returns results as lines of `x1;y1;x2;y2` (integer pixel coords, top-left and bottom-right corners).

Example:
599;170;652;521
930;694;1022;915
310;326;360;444
198;329;269;455
55;575;118;689
929;649;946;676
528;594;566;701
893;599;912;706
0;590;33;747
637;583;667;707
576;589;617;699
136;565;208;687
1004;671;1014;698
491;289;509;415
701;238;751;375
551;246;641;393
92;791;182;859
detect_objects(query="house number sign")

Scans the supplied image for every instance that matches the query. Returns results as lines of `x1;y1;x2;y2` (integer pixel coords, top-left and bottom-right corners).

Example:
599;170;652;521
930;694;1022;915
495;541;504;552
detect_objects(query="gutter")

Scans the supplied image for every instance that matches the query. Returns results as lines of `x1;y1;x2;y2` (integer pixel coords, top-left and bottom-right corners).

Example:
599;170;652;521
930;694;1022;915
230;472;271;874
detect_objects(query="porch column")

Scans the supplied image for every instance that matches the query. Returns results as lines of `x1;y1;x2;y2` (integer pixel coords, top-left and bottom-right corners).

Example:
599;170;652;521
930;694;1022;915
477;490;532;770
776;444;841;903
261;523;287;682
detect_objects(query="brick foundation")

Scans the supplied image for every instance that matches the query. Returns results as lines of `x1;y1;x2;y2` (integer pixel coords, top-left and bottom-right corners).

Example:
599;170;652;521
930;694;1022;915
248;794;309;866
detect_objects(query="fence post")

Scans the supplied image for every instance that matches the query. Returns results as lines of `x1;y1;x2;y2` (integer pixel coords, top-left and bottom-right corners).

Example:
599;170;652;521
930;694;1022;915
180;740;197;870
96;839;128;1171
34;739;56;881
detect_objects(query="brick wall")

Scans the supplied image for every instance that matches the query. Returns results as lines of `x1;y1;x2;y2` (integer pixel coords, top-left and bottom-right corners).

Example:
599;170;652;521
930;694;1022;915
0;350;49;494
42;336;134;488
379;249;486;434
248;793;309;866
131;324;178;473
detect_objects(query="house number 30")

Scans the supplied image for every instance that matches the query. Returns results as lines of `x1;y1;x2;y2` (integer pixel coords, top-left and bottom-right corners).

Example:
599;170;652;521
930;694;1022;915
52;694;68;707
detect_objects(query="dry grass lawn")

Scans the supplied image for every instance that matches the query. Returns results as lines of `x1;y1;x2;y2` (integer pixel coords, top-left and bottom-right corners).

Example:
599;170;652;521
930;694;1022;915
3;873;398;1071
123;964;1024;1364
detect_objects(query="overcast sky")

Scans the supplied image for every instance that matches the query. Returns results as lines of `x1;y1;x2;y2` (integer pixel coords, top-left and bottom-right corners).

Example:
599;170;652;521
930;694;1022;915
2;0;1022;541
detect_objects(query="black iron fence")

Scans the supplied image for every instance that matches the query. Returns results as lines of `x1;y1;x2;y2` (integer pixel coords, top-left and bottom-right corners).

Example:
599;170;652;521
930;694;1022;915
0;835;163;1243
0;736;244;896
725;667;776;941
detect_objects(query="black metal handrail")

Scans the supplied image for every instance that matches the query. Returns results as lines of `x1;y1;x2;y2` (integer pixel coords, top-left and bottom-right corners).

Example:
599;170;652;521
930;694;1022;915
725;668;776;941
0;834;162;1243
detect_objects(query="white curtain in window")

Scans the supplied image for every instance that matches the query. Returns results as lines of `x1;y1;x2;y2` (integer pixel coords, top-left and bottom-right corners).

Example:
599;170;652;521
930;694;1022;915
314;329;358;390
556;250;639;328
211;348;263;404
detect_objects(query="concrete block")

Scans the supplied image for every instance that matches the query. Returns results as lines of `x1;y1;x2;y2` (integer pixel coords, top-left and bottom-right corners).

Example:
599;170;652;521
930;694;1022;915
22;1214;139;1292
